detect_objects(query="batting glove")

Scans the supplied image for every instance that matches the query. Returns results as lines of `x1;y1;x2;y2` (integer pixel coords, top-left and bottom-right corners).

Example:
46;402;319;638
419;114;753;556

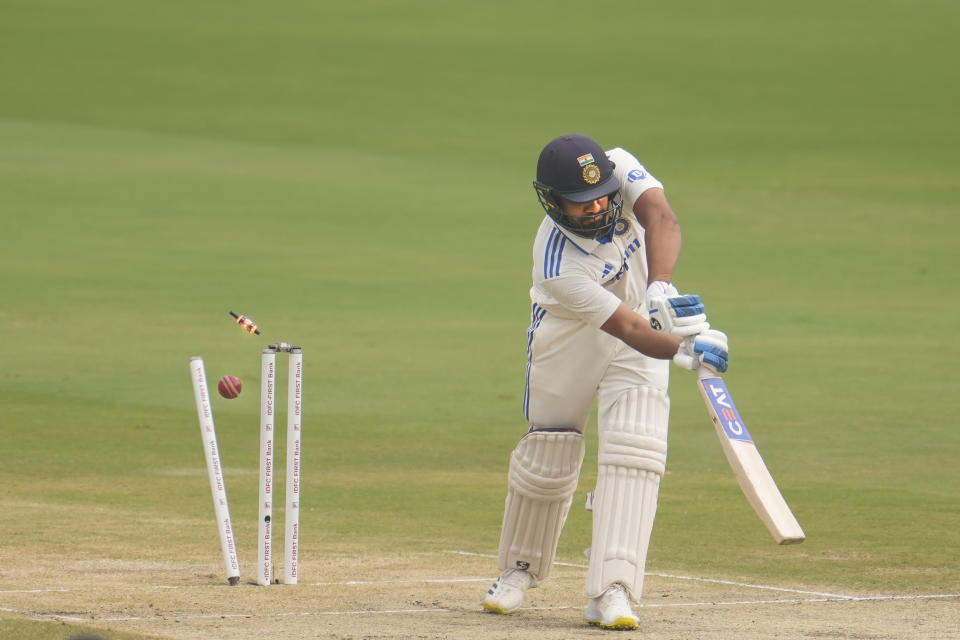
647;282;710;337
646;281;680;300
674;329;729;374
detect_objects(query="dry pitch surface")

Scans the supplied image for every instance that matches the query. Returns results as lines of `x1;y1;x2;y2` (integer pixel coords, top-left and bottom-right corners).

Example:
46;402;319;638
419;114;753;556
2;551;958;640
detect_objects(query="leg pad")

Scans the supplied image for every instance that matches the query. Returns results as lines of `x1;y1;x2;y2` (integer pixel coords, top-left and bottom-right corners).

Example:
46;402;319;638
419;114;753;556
497;430;585;581
586;386;669;601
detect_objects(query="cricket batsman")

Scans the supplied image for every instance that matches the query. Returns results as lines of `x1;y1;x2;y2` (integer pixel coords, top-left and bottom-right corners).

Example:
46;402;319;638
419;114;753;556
482;134;729;629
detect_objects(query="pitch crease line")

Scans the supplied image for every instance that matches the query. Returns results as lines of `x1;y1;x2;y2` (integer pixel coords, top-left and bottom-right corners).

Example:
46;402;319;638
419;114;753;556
522;592;960;611
0;607;87;622
0;577;492;595
311;577;491;586
648;571;851;599
449;550;850;600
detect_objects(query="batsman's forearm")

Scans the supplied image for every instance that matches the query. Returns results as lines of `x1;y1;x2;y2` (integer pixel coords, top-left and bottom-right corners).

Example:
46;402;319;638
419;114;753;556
632;188;682;284
637;331;683;360
644;218;682;284
600;304;682;359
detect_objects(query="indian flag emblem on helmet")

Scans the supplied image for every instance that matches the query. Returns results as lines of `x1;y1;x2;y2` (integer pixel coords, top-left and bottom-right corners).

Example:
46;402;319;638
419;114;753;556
576;153;595;167
582;163;601;184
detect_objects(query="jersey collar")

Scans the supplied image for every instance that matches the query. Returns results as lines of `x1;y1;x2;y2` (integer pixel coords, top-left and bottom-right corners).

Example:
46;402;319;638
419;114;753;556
550;220;615;255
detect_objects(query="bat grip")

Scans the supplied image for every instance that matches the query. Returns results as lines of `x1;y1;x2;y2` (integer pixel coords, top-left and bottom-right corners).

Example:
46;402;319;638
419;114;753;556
696;367;717;380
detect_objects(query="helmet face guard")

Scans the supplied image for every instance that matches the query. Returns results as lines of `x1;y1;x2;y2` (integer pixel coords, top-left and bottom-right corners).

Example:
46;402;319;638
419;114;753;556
533;181;623;240
533;134;623;240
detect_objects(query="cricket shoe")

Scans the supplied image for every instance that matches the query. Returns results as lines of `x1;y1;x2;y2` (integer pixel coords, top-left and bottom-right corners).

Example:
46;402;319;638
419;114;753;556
482;568;533;614
584;582;639;630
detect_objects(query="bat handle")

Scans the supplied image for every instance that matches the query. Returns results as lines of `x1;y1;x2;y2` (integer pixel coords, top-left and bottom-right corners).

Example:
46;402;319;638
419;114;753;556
696;367;717;380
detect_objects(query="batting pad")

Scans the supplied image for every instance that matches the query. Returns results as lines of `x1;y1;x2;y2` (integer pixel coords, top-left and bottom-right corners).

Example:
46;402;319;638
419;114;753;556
498;430;585;582
586;386;669;602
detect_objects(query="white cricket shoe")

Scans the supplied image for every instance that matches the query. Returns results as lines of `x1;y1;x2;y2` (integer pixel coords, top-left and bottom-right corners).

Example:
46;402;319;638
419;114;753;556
584;582;639;630
482;568;533;614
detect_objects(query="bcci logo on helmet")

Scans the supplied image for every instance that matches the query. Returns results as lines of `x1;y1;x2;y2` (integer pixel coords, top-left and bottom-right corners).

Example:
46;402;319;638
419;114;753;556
582;164;601;185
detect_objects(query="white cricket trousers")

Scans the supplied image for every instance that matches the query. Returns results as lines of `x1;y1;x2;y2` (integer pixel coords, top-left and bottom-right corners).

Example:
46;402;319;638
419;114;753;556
523;304;670;430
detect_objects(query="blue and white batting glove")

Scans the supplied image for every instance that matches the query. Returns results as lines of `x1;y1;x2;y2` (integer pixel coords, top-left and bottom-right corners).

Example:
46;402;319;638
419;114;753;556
646;281;680;300
674;329;729;374
647;281;710;337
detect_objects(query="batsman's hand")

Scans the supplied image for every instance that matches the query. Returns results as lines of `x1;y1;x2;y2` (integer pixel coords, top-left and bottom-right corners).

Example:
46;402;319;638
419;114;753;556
646;281;709;337
646;280;680;300
674;329;729;374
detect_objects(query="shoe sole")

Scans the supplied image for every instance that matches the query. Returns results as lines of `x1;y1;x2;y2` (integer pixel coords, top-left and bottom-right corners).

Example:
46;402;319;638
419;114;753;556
483;602;516;615
586;616;639;630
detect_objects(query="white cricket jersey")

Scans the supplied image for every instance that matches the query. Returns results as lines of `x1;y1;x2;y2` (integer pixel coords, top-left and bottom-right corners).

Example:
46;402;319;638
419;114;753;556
530;147;664;328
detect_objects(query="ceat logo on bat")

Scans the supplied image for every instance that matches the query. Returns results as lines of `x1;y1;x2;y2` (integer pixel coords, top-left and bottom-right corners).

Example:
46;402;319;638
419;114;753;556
702;378;753;442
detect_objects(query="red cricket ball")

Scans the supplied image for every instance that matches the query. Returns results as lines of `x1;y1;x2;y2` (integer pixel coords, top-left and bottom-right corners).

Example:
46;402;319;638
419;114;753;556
217;375;242;399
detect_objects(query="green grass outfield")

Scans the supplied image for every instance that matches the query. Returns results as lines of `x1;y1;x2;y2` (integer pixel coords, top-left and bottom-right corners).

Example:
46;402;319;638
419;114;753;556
1;1;958;638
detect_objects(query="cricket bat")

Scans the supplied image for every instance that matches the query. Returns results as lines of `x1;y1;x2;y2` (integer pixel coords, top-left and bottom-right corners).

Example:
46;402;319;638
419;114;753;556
697;369;805;544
